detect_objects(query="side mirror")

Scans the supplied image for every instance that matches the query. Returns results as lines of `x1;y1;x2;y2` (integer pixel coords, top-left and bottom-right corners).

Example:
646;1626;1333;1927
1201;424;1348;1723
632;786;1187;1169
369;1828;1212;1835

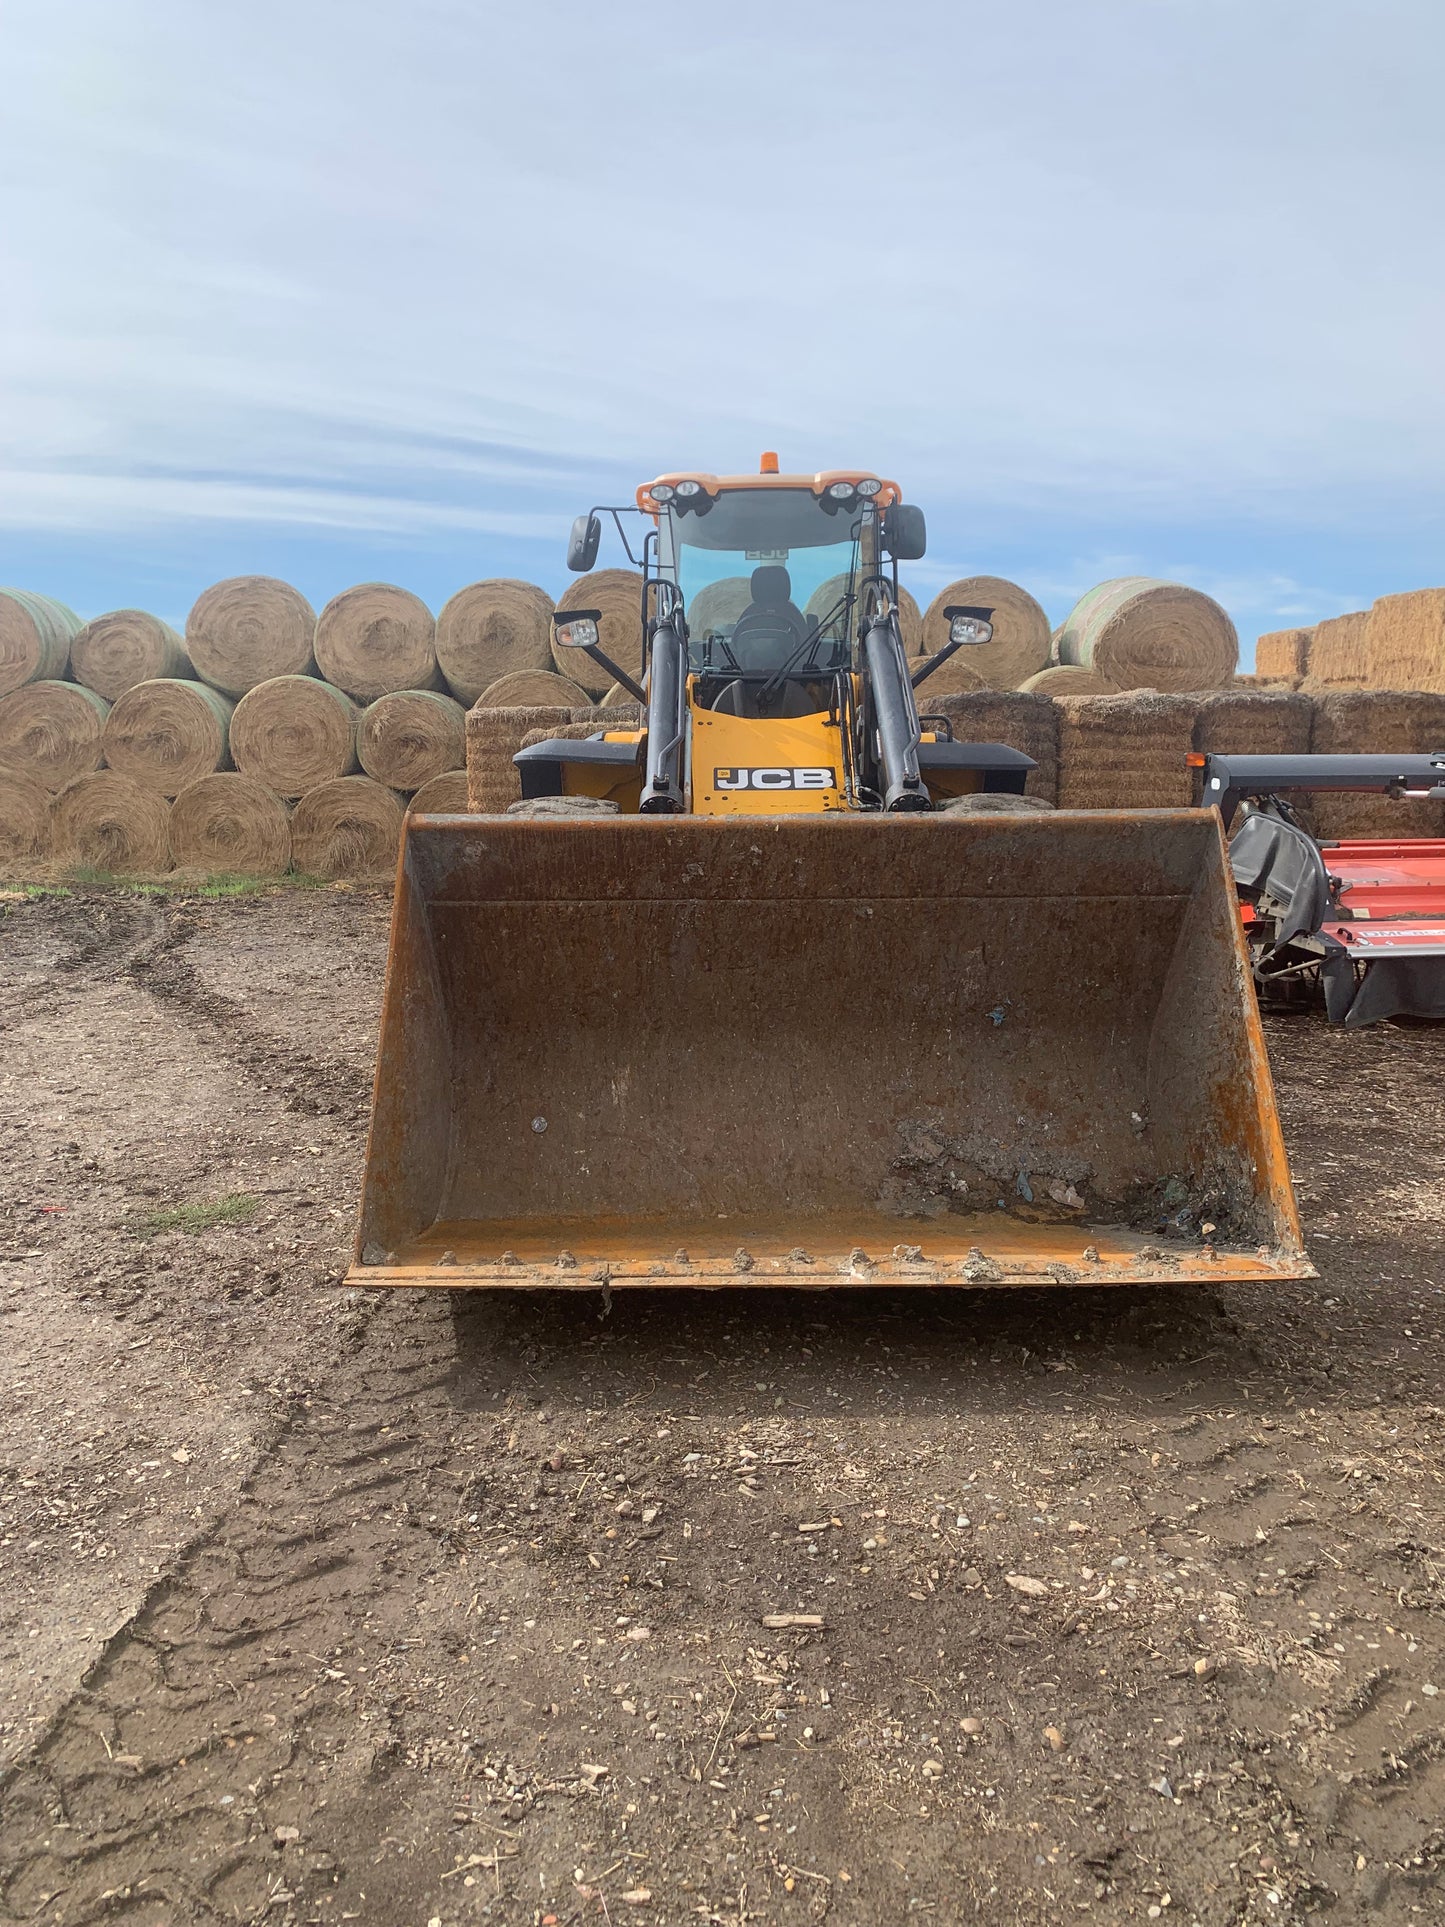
943;604;995;647
552;609;601;650
882;503;926;561
566;513;602;573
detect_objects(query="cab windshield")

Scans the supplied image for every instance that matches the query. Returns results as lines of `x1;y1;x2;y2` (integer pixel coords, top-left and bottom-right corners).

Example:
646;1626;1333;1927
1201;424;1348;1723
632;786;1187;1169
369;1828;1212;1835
667;488;862;674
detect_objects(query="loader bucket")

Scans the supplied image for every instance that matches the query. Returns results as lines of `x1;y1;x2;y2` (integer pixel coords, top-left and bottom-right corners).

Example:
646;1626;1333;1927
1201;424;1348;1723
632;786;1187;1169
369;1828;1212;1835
351;811;1312;1291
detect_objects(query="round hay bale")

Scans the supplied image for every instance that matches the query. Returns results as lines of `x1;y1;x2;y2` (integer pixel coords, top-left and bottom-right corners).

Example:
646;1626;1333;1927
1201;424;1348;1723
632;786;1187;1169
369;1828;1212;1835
406;770;471;815
357;689;467;790
0;772;52;865
291;775;404;879
70;609;191;699
922;577;1051;690
101;678;233;795
169;773;292;877
185;576;317;696
51;772;171;874
476;668;592;709
436;580;555;705
0;590;83;695
0;682;110;790
555;571;644;698
1056;578;1237;693
314;582;439;701
688;576;753;636
1019;664;1119;697
806;575;924;653
230;675;358;797
602;682;634;707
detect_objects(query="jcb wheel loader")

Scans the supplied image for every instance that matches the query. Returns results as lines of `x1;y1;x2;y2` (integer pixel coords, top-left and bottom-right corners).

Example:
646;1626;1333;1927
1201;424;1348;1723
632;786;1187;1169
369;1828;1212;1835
352;459;1311;1292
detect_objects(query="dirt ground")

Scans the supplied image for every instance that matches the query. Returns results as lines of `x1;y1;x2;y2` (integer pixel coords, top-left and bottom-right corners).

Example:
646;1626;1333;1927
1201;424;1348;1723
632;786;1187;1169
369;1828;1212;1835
2;888;1444;1927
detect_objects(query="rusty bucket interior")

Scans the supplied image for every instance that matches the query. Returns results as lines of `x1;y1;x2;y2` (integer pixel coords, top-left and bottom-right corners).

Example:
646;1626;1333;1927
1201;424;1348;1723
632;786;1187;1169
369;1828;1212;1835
350;811;1312;1291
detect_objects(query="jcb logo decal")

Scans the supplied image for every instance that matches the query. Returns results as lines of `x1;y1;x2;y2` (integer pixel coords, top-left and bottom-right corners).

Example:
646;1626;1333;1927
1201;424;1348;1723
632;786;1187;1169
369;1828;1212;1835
714;766;837;791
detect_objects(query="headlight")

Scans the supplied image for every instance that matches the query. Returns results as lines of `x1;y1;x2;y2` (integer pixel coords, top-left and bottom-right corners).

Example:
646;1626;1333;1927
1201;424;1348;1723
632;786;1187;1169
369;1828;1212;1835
825;480;856;501
948;614;994;647
674;479;702;497
650;483;676;504
556;616;600;650
855;477;882;497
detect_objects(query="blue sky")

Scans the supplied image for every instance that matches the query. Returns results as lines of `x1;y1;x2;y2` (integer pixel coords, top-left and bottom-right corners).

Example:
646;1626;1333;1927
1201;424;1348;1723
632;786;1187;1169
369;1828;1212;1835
2;0;1442;664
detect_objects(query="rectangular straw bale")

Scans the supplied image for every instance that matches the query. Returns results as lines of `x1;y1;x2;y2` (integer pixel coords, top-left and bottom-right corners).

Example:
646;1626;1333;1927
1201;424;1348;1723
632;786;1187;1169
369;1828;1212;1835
1307;690;1445;838
1253;628;1312;684
1301;611;1369;689
571;702;644;726
923;689;1058;803
1365;588;1445;692
1193;690;1314;758
466;704;573;812
1055;693;1198;809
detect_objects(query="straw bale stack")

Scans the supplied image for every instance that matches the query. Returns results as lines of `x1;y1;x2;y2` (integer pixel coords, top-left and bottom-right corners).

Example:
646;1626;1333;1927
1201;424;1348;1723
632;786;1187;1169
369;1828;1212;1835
466;705;574;813
477;668;592;709
1365;588;1445;692
0;773;52;865
407;771;472;814
185;577;317;696
923;690;1059;804
1308;691;1445;838
1057;579;1237;693
436;580;554;705
555;571;644;698
1302;611;1368;690
1253;628;1311;686
169;773;292;877
101;679;233;795
0;682;110;789
921;576;1051;690
574;702;643;727
1055;693;1198;809
314;583;439;701
291;776;404;878
51;772;171;873
71;610;191;699
1018;664;1117;697
230;675;358;797
357;689;466;791
1193;689;1313;759
0;589;83;696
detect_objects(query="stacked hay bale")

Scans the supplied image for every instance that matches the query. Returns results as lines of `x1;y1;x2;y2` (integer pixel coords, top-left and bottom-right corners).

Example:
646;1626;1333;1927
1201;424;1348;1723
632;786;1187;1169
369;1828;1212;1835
0;683;110;790
0;772;52;867
1302;611;1369;690
1365;589;1445;691
1308;691;1445;839
1019;664;1116;697
71;610;191;698
358;690;467;793
1253;627;1311;687
437;580;554;705
1055;579;1237;693
291;777;405;879
467;703;643;813
0;590;83;694
1055;693;1199;809
922;690;1059;804
169;774;292;877
314;583;440;700
102;680;234;794
1193;689;1313;759
230;676;358;796
51;772;172;873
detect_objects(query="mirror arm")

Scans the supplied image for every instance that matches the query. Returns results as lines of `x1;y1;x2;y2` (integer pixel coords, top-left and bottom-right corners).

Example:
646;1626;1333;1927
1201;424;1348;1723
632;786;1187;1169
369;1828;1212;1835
910;634;969;690
581;644;647;706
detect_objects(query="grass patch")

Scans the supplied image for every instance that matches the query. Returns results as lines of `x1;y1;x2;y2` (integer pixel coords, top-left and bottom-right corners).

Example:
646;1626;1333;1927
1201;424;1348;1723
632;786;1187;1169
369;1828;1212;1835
0;883;72;902
64;868;170;894
135;1192;259;1237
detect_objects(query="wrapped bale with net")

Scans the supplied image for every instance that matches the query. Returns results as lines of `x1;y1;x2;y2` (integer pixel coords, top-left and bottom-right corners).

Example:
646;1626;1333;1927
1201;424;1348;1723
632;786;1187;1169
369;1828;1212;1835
101;678;233;795
169;772;292;877
555;571;644;699
1019;664;1117;697
1301;611;1369;690
923;689;1059;804
406;770;472;815
476;668;591;709
230;675;358;797
1055;692;1199;809
1365;588;1445;692
465;704;574;813
51;772;171;873
1057;579;1237;693
0;773;52;866
357;689;467;791
0;589;83;696
436;580;555;706
71;609;192;699
0;682;110;789
185;576;317;696
291;775;404;878
314;583;439;701
1253;627;1311;686
1308;690;1445;838
921;576;1051;691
